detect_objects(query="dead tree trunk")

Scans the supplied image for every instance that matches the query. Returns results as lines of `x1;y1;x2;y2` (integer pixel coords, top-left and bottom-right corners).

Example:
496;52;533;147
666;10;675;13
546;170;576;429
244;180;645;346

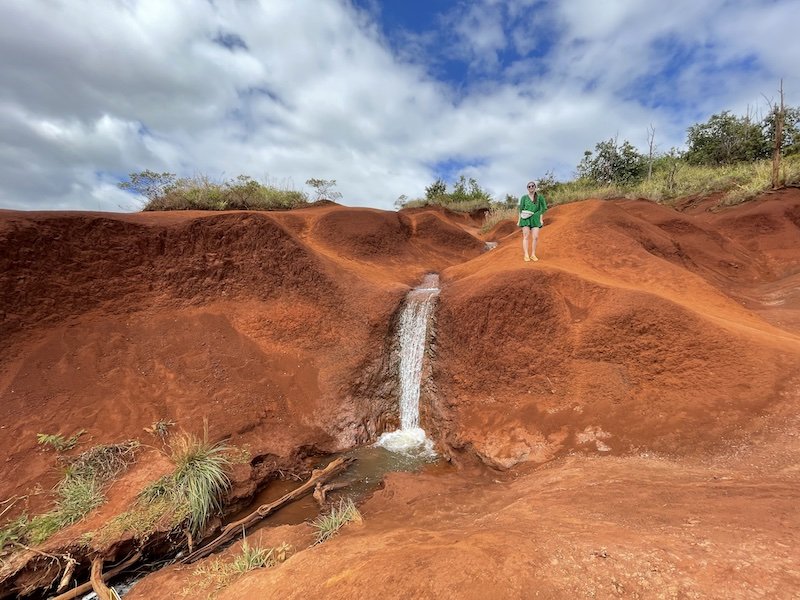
772;79;785;190
181;456;354;564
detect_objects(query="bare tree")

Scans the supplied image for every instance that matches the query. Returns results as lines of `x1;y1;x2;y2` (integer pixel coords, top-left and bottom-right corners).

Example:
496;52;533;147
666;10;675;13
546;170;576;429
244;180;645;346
646;124;656;181
771;80;785;190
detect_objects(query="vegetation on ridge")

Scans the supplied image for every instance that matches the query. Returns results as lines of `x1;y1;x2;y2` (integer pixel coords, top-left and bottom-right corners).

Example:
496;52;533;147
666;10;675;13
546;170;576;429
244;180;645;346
0;441;139;551
119;172;310;211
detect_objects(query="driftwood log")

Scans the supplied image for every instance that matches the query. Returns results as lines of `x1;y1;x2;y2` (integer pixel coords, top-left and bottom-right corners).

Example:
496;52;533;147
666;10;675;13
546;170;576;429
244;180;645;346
51;551;142;600
181;456;354;564
90;558;114;600
313;480;350;506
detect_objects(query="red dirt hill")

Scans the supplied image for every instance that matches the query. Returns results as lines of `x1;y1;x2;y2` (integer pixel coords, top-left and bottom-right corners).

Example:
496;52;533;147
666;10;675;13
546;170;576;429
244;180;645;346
1;192;800;598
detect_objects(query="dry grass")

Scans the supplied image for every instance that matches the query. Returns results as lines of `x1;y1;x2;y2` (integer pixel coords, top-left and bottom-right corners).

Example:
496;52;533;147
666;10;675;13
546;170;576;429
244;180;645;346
181;538;291;598
481;207;517;232
545;156;800;208
142;175;309;211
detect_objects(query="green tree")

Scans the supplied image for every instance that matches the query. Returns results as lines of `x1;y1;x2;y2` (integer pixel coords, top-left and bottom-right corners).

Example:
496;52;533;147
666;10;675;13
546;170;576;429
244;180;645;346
763;105;800;156
684;111;770;165
424;178;447;201
536;170;559;194
577;138;646;185
449;175;492;203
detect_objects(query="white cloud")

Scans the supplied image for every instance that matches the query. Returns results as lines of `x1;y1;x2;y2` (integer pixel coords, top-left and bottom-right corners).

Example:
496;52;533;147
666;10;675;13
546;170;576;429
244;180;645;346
0;0;797;212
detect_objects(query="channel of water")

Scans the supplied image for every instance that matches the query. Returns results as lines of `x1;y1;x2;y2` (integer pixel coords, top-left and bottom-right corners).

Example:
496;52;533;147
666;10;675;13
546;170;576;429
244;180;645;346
86;274;443;597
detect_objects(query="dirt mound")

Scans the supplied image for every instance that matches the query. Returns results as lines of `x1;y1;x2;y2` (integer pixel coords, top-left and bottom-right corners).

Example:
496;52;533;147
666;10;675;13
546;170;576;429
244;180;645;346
0;212;336;345
2;194;800;598
432;268;795;468
483;219;517;241
406;210;486;257
311;208;413;259
0;206;483;523
309;206;485;266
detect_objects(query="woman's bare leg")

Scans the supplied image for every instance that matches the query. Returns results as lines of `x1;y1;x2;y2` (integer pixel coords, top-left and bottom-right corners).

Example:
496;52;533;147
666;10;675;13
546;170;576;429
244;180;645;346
531;227;540;260
521;227;531;260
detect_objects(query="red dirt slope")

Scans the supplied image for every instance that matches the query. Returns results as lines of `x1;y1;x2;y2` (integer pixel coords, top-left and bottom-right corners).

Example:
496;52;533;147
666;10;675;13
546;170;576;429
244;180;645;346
0;205;485;519
2;192;800;598
433;191;800;469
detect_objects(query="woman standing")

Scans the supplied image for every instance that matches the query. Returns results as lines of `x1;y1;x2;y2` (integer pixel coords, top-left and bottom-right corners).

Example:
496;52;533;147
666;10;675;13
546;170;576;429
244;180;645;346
518;180;547;262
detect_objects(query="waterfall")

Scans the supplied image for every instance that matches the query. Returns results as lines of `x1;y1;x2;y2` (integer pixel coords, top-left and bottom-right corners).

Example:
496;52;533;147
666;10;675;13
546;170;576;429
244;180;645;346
376;274;439;456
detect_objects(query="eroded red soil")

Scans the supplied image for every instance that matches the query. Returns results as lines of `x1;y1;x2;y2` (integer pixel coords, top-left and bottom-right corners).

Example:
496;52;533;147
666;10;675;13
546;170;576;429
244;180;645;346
1;191;799;598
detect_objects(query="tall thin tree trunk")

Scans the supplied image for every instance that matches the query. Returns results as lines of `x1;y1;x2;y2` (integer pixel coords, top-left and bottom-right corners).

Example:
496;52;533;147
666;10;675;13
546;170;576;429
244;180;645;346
772;79;785;190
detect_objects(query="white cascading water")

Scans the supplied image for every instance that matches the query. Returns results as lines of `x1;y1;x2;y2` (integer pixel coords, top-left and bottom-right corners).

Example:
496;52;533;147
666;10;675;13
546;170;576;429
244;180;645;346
376;274;439;456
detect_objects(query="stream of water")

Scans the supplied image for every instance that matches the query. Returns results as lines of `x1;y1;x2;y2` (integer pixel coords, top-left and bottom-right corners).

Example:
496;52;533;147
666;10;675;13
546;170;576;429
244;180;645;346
376;273;439;457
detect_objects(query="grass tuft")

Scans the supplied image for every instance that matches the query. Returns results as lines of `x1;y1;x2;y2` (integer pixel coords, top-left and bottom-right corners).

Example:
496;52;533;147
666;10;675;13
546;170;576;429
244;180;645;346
231;538;290;573
310;498;362;545
183;537;291;597
36;430;85;452
96;431;234;545
170;432;231;536
1;441;138;549
132;431;231;537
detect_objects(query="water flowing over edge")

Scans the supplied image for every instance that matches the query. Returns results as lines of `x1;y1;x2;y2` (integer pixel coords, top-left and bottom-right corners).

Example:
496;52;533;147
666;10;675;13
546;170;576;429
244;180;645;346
376;274;439;456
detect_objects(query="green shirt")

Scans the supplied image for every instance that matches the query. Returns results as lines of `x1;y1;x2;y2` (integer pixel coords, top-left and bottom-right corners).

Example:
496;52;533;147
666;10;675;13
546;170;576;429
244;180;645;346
518;192;547;227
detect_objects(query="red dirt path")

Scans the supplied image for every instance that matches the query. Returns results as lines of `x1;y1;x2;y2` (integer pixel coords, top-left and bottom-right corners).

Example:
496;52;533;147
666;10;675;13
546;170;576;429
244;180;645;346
1;191;800;598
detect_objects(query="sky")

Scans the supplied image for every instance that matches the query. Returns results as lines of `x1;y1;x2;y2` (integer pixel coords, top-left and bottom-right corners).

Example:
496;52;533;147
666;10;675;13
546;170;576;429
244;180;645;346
0;0;797;212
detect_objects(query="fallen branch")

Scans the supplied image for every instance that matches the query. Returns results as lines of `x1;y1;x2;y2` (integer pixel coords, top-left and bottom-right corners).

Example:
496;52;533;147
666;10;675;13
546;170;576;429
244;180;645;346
51;551;142;600
55;556;77;593
90;557;115;600
313;481;350;506
181;456;354;564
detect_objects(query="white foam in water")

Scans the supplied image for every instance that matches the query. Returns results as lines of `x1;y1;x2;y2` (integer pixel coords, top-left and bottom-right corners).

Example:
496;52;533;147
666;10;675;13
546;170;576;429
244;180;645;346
377;274;439;456
376;427;436;457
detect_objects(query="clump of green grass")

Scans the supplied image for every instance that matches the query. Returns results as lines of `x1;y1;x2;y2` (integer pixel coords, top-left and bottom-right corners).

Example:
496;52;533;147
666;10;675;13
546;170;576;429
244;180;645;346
134;431;231;537
169;432;231;535
37;430;85;452
1;441;139;549
232;538;290;573
310;498;362;545
0;514;29;552
95;431;232;545
185;538;291;597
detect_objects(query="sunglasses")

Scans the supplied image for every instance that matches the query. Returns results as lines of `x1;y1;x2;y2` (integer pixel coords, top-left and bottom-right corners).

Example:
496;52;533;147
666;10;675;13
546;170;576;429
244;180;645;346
527;185;536;189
